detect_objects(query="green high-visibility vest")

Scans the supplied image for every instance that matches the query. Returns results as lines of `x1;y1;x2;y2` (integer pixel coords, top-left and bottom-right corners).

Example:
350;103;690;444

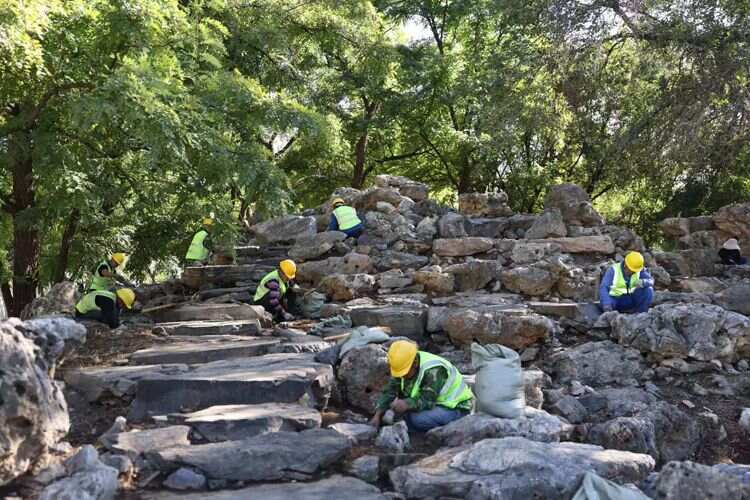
253;270;288;302
609;263;641;297
89;260;114;291
402;351;474;409
76;290;116;314
333;206;362;231
186;229;210;261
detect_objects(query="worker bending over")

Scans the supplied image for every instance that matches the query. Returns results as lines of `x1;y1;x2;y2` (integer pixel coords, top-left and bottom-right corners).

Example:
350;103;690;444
328;198;363;238
75;288;135;328
88;253;134;291
370;340;473;432
599;251;654;314
185;218;214;265
254;259;298;321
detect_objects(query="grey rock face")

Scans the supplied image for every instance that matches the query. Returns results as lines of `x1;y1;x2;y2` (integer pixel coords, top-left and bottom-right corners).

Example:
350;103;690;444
714;283;750;315
105;426;191;459
528;235;615;253
437;212;468;238
251;215;317;245
40;445;119;500
349;305;427;339
500;265;558;296
147;429;351;482
349;455;380;483
318;273;377;301
376;421;411;452
444;310;552;350
544;183;605;226
444;261;499;292
328;423;377;443
546;341;646;387
1;319;70;486
459;192;512;217
288;231;347;261
525;208;567;239
389;436;655;499
413;270;455;296
433;237;495;257
338;344;390;413
646;461;750;499
163;468;206;490
20;281;79;319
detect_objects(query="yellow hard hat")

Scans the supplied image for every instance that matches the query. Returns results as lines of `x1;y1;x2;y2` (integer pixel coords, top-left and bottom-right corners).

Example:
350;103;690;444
111;253;127;266
388;340;418;378
331;198;346;208
116;288;136;310
624;251;645;272
279;259;297;280
202;217;214;226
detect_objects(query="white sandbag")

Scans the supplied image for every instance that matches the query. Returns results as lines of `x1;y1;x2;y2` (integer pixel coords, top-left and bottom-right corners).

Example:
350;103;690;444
339;326;391;357
572;471;651;500
471;343;525;418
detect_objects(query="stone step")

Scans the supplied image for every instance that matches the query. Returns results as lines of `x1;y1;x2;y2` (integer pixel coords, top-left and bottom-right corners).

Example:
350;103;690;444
65;364;190;402
182;264;272;289
152;320;264;337
129;338;280;365
127;353;334;422
143;475;387;500
527;301;582;318
349;304;428;340
149;303;271;324
166;403;321;442
145;429;351;483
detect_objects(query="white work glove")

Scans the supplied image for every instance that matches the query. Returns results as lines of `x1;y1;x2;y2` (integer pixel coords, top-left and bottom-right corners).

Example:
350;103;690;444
282;311;294;321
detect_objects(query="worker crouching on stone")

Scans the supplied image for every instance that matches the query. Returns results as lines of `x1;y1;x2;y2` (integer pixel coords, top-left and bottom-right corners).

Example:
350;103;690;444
599;251;654;314
370;340;473;432
253;259;298;322
75;288;135;328
88;253;134;292
328;198;364;238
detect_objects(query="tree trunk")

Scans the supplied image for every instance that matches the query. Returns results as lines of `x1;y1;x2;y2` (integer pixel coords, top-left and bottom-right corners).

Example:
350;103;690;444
54;208;80;283
0;283;11;319
9;128;39;316
352;130;369;189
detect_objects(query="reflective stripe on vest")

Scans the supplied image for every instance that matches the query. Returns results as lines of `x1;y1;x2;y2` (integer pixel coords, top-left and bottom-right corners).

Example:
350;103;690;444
186;229;210;261
253;270;288;302
609;263;641;297
333;206;362;231
76;290;116;314
89;260;114;291
402;351;473;409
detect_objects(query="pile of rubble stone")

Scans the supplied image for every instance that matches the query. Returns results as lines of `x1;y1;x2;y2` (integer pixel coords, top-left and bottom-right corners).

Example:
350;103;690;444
2;174;750;499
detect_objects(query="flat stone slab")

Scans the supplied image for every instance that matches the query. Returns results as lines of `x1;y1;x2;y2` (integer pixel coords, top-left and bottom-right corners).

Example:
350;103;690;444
349;305;427;339
528;235;615;254
129;338;280;365
167;403;321;442
128;353;334;422
152;320;263;336
150;303;271;325
105;426;191;457
146;429;351;482
64;364;189;402
143;475;387;500
390;436;655;499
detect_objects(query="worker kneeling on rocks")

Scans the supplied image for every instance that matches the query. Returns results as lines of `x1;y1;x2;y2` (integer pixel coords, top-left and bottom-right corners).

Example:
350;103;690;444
254;259;298;321
328;198;363;238
370;340;473;432
599;251;654;314
75;288;135;328
88;253;134;292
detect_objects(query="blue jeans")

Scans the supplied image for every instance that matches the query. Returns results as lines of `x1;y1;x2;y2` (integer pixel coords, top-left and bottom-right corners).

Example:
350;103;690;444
611;286;654;313
343;224;363;238
403;406;468;432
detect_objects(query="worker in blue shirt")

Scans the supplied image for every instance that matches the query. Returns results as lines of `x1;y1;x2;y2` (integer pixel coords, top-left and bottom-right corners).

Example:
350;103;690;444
599;251;654;313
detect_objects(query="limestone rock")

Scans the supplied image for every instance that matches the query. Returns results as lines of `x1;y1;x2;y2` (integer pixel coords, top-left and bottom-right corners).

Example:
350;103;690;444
528;235;615;254
525;208;567;239
288;231;347;261
251;215;317;245
390;437;654;499
544;184;605;226
659;218;691;238
413;270;454;296
338;344;390;413
714;283;750;315
459;192;512;217
557;267;599;301
375;175;430;202
444;261;498;292
437;212;467;238
500;265;558;296
20;281;79;319
163;468;206;491
466;218;509;238
328;423;377;443
714;202;750;242
415;216;438;240
40;445;118;500
546;341;646;387
647;461;750;499
318;273;377;301
376;251;428;272
106;426;191;459
444;310;552;350
298;254;374;284
349;305;427;339
510;241;561;265
1;320;70;486
356;187;405;212
378;269;414;289
349;455;380;483
740;409;750;433
433;237;494;257
375;421;410;452
147;429;351;482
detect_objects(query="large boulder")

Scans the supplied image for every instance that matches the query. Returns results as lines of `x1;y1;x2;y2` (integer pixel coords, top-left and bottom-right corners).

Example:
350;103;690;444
546;341;647;387
297;254;374;284
458;192;512;217
528;235;615;254
413;271;454;296
437;212;467;238
646;461;750;499
510;241;561;265
318;274;377;301
713;202;750;243
390;437;655;499
500;265;558;296
544;184;605;226
433;237;494;257
1;319;73;485
444;261;499;291
21;281;79;319
375;174;429;202
525;208;567;239
349;305;427;339
39;445;118;500
444;310;553;350
602;304;750;361
337;345;390;413
355;187;405;212
714;283;750;315
251;215;317;245
288;231;347;261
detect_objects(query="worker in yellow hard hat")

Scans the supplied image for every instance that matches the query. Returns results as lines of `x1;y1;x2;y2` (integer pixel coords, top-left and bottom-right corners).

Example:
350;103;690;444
87;253;134;292
369;340;473;432
253;259;298;321
599;251;654;313
327;198;363;238
74;288;135;328
185;217;214;266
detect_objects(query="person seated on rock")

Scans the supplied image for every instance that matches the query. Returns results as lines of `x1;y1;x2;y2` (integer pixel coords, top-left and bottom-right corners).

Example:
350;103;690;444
719;238;748;265
599;251;654;314
328;198;363;238
185;217;214;266
253;259;298;321
369;340;473;432
87;253;134;292
74;288;135;328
